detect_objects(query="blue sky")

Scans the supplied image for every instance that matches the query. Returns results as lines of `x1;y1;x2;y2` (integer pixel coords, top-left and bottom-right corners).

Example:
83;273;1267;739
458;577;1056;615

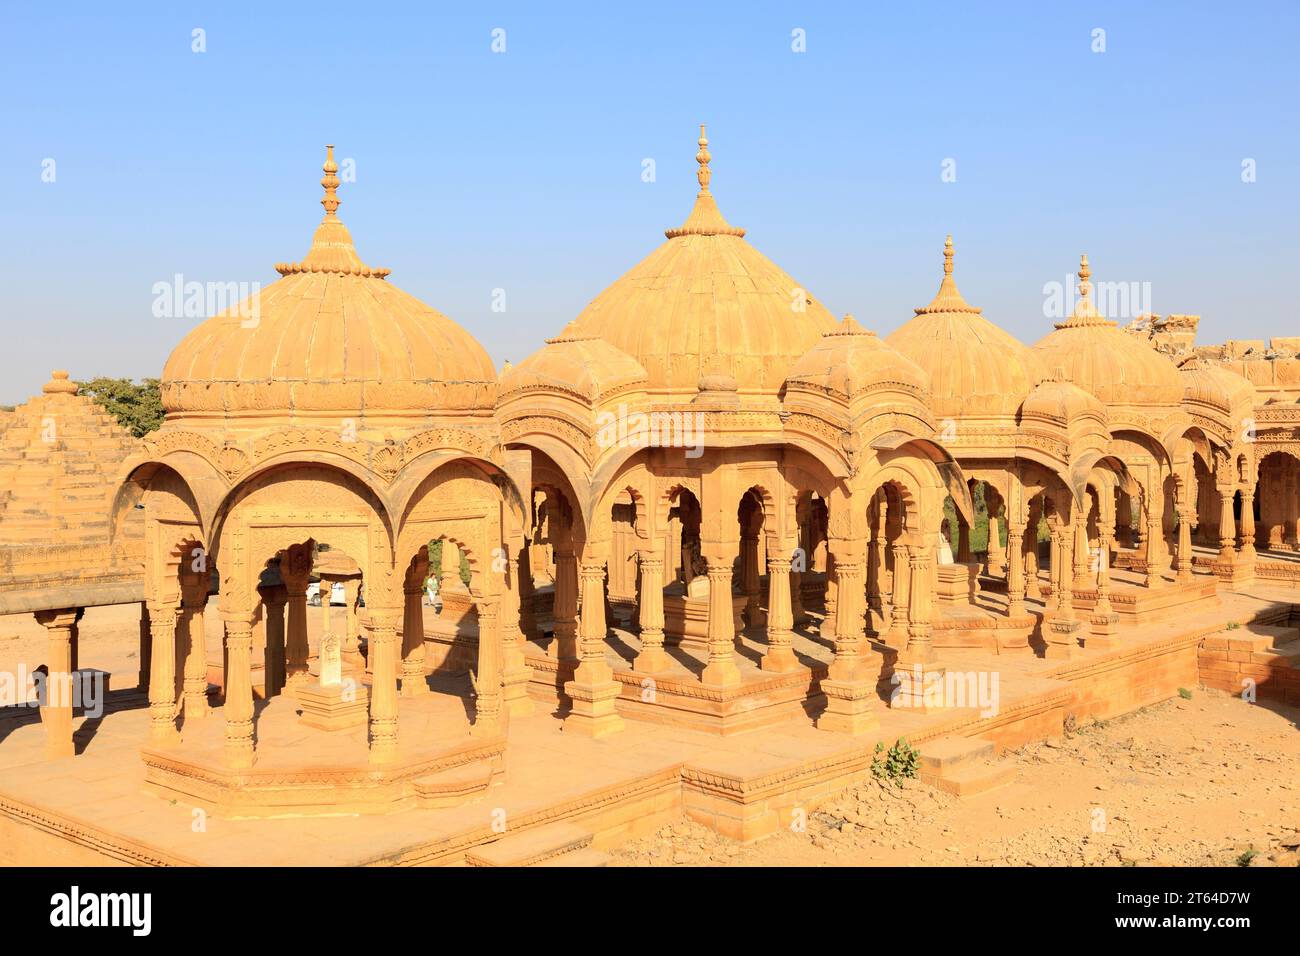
1;1;1297;404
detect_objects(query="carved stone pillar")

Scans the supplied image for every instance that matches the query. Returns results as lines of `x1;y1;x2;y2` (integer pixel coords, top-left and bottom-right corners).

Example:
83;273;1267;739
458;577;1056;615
440;540;464;595
400;580;428;697
1145;486;1166;588
342;579;362;669
866;519;884;616
138;602;152;693
563;556;624;737
222;615;256;768
552;542;579;662
1048;529;1061;596
829;560;865;670
1089;526;1120;648
366;607;401;763
1175;506;1195;583
761;550;797;672
1218;487;1237;561
282;546;312;687
473;597;505;737
501;543;534;716
147;602;180;743
818;557;877;734
633;552;668;673
1238;483;1257;561
1024;544;1040;600
902;542;938;667
1072;519;1091;591
1024;499;1042;600
261;584;287;698
517;543;538;641
179;573;209;720
987;515;1006;577
741;529;763;629
701;554;742;688
956;521;971;564
889;541;910;635
821;552;837;642
1044;525;1081;658
890;539;950;709
35;608;80;759
789;563;807;626
1005;522;1026;615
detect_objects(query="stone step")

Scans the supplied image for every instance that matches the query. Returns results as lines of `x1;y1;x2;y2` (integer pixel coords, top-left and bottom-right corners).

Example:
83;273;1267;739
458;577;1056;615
916;736;1014;797
917;736;995;773
1253;642;1300;668
1207;628;1300;653
465;822;593;867
412;761;495;809
924;761;1017;797
533;847;611;868
1246;625;1300;648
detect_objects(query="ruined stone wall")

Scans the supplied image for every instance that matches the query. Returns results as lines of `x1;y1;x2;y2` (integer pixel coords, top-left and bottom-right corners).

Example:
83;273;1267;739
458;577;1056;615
1125;315;1300;402
0;374;144;607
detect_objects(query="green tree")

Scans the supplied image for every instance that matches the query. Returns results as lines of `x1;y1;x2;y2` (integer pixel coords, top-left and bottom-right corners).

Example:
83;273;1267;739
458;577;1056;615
76;377;164;437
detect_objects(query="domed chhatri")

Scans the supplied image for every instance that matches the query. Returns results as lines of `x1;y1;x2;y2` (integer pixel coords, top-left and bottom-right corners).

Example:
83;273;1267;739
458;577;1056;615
886;236;1046;420
1033;255;1183;409
1179;354;1256;418
500;320;648;404
786;313;931;407
566;126;838;399
162;146;498;425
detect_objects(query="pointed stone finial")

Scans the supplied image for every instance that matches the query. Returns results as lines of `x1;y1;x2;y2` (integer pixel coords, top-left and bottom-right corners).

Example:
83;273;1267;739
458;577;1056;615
915;234;980;315
696;124;712;194
274;145;390;278
321;144;341;218
829;313;876;337
665;124;745;239
1054;253;1113;328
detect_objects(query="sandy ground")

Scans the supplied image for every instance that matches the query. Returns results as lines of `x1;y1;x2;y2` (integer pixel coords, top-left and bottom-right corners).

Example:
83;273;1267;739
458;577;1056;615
611;690;1300;867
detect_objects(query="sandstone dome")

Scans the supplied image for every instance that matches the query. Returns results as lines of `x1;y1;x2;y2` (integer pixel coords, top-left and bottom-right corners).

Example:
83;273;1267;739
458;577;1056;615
886;237;1046;419
500;321;648;404
1020;376;1107;425
1032;256;1183;409
161;147;498;424
564;127;838;400
786;314;931;405
1179;355;1256;417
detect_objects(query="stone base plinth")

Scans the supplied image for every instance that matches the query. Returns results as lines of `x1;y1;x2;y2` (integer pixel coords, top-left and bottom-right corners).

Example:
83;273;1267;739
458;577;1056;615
1054;574;1219;624
931;606;1037;652
527;650;821;736
1199;555;1257;588
816;677;880;734
1087;610;1122;650
141;695;505;818
662;589;746;652
1043;618;1082;659
562;677;625;738
935;562;979;606
297;681;369;732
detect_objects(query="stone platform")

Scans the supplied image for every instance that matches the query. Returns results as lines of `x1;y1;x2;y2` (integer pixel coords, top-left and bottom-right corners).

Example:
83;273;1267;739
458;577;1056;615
1042;566;1221;623
141;689;505;818
2;581;1294;864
